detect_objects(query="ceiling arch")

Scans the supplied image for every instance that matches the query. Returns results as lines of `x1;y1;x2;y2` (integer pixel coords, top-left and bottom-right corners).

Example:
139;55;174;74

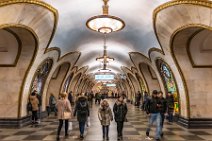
43;0;170;74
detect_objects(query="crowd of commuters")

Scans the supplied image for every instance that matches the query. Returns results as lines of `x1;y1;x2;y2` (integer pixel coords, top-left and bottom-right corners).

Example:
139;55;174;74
27;89;174;141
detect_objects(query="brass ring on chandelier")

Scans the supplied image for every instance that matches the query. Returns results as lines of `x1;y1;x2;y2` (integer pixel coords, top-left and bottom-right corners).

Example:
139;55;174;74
98;27;113;34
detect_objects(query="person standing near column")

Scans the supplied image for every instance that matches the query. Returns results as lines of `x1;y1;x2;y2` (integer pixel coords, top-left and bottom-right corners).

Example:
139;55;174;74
145;90;162;141
98;99;113;140
113;96;128;140
166;92;174;122
29;91;39;125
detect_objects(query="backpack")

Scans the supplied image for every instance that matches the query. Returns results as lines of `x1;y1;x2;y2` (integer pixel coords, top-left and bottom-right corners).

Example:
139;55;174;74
79;102;87;115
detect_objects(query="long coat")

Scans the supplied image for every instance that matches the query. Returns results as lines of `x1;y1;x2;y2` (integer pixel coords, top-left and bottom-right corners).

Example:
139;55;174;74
113;101;128;122
98;106;113;126
30;95;39;111
56;99;72;119
74;96;89;122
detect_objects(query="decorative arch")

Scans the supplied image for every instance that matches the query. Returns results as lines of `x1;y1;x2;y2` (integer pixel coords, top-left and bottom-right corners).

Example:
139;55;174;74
156;58;180;115
154;0;212;122
139;62;161;93
46;62;70;106
30;58;53;106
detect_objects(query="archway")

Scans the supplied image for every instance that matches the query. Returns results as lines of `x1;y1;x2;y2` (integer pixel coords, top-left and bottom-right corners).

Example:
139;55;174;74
156;59;180;115
63;72;74;93
139;63;161;94
135;73;148;93
46;62;70;106
172;27;212;120
30;58;53;109
0;27;37;119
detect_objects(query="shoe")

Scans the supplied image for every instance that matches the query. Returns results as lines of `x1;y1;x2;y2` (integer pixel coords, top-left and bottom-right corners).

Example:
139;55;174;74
80;135;84;139
56;136;60;141
65;134;69;138
156;139;160;141
161;133;164;137
145;136;153;140
106;137;109;140
146;131;149;137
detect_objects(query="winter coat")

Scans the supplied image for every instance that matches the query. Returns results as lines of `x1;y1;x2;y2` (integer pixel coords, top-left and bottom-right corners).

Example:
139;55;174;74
98;106;113;126
166;95;174;112
30;95;39;111
145;97;160;114
74;96;90;122
158;97;167;114
56;98;72;120
113;101;128;122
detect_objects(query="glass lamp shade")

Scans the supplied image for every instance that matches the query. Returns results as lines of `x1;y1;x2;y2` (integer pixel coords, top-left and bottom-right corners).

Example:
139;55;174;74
86;15;125;34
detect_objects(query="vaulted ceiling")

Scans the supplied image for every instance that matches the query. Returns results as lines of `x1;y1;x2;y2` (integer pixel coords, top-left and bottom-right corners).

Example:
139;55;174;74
44;0;170;74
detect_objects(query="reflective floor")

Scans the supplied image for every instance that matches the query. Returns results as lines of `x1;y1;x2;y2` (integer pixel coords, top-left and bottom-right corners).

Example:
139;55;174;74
1;99;212;141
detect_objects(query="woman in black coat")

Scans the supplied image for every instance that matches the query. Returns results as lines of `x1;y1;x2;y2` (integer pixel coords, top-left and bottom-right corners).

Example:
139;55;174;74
113;96;128;140
74;95;89;139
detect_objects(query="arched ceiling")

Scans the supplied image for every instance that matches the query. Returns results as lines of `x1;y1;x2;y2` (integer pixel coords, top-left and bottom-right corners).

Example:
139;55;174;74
44;0;170;74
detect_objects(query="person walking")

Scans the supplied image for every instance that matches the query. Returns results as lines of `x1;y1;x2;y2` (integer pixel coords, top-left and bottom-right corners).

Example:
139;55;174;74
68;91;73;105
142;91;149;111
56;93;72;141
29;91;39;125
145;90;162;141
166;92;174;122
113;96;128;140
74;94;90;139
157;91;167;137
98;99;113;140
49;93;57;116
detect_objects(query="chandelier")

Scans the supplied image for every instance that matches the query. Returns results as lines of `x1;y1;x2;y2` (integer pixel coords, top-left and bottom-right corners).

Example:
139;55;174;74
97;35;114;72
86;0;125;34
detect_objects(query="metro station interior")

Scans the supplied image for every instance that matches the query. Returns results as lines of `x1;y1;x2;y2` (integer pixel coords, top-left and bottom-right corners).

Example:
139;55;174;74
0;0;212;140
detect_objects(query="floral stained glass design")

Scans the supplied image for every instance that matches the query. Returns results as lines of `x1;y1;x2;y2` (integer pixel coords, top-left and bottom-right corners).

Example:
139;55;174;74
158;61;179;114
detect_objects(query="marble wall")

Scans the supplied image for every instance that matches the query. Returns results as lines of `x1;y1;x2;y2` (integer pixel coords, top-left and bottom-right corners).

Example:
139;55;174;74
173;27;212;118
0;28;36;118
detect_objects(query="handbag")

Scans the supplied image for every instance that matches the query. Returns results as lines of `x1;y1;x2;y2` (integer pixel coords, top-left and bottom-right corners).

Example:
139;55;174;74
63;101;72;119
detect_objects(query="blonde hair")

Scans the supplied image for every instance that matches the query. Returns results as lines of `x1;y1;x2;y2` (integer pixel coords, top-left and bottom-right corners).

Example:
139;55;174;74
59;93;67;99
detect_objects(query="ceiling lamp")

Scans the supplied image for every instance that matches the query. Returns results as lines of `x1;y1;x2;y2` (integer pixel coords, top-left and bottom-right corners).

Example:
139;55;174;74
86;0;125;34
96;35;114;63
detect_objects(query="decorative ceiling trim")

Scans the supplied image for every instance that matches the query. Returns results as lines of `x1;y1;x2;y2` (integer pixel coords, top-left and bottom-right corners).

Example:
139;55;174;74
148;47;164;60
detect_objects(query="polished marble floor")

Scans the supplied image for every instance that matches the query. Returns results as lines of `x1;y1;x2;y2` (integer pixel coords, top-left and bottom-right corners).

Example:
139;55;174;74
1;99;212;141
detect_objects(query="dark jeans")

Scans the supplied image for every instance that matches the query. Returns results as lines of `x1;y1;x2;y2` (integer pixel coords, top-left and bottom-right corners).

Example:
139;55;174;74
32;110;38;122
57;119;69;136
117;121;124;137
79;122;86;135
168;112;173;122
102;125;109;138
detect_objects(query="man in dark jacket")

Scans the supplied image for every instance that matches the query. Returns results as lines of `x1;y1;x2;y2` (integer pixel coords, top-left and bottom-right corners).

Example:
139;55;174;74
113;96;128;140
74;95;89;139
145;90;161;141
157;91;167;137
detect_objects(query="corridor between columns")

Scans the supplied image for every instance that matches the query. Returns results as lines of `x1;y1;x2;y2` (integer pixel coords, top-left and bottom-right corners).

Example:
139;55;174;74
0;99;212;141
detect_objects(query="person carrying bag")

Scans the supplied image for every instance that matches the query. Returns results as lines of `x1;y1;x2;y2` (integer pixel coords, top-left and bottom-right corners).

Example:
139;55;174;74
56;93;72;141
